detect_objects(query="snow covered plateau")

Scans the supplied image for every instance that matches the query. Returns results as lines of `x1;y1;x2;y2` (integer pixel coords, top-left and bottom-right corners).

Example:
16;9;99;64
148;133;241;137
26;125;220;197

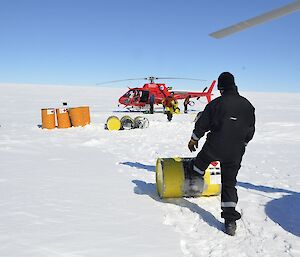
0;84;299;257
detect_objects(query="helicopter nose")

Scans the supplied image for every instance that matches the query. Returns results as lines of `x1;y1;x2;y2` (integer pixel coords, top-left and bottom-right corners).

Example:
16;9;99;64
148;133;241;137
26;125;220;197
119;97;127;104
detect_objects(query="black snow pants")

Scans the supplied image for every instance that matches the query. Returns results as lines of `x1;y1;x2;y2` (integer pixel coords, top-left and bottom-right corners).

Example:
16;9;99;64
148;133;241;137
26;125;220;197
194;149;243;221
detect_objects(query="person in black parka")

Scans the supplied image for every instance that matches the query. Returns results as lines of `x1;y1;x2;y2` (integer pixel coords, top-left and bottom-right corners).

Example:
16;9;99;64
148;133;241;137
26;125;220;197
188;72;255;236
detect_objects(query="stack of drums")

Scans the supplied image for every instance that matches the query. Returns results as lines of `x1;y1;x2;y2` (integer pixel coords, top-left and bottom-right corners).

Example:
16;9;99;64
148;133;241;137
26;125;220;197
105;115;149;131
41;106;90;129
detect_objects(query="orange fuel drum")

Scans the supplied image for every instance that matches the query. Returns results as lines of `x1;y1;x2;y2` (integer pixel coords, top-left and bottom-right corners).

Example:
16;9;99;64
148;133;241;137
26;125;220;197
56;108;71;128
80;106;90;126
69;106;91;127
41;108;56;129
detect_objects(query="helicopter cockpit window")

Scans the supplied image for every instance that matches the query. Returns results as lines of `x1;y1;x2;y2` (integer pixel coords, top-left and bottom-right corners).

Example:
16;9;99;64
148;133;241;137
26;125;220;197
123;91;132;98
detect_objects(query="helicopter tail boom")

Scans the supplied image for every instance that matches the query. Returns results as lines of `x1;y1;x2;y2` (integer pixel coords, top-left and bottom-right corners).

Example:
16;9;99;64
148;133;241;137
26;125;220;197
206;80;216;102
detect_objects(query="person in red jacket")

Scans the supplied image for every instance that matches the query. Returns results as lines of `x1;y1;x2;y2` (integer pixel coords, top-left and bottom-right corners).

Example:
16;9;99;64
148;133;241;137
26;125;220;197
188;72;255;236
162;92;179;121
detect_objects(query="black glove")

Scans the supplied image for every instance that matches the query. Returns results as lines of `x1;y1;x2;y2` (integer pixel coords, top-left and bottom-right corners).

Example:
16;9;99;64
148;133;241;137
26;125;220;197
188;139;198;152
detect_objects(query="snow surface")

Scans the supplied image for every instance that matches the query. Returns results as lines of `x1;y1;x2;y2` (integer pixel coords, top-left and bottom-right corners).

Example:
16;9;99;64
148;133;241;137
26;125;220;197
0;84;299;257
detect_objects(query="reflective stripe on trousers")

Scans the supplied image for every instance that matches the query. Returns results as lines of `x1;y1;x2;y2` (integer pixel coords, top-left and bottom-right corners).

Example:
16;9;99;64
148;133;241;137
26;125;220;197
193;165;205;175
221;202;237;208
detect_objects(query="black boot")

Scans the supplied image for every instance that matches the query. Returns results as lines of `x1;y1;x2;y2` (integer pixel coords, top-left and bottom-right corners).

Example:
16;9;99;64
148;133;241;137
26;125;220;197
224;220;236;236
167;112;173;121
183;159;205;196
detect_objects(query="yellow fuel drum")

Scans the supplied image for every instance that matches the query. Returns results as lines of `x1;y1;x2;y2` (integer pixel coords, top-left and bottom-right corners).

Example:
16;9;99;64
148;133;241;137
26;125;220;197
156;157;221;198
106;116;122;131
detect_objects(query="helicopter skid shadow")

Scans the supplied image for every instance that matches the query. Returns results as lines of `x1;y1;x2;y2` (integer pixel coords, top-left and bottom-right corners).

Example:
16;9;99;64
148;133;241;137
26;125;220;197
113;110;140;113
113;109;166;114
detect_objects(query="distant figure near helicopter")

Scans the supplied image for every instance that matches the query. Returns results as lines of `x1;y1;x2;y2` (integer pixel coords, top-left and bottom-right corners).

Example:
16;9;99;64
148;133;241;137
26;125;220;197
184;95;191;113
162;92;180;121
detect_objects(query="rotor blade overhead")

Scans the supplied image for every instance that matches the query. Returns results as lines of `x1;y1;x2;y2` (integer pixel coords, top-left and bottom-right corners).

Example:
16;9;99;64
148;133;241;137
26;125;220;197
156;77;206;81
96;78;146;85
97;76;206;85
210;0;300;39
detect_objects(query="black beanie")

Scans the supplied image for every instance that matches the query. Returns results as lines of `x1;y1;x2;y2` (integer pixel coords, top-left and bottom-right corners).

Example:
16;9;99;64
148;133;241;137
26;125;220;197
217;72;235;90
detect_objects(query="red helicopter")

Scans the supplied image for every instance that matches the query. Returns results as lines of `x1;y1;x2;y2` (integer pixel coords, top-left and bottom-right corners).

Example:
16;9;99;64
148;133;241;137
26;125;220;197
116;77;216;111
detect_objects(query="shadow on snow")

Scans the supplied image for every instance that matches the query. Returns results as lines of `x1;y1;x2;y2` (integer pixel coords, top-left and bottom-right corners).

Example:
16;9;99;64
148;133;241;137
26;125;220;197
237;182;300;237
132;179;224;232
119;162;155;172
130;162;300;237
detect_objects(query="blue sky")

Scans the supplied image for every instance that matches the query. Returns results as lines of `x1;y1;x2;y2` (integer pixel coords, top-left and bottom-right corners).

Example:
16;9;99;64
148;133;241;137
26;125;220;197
0;0;299;92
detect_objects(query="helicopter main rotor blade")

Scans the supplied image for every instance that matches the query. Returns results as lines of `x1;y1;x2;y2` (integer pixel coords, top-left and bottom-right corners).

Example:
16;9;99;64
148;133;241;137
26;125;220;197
96;76;206;85
156;77;206;81
96;78;147;85
210;0;300;39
